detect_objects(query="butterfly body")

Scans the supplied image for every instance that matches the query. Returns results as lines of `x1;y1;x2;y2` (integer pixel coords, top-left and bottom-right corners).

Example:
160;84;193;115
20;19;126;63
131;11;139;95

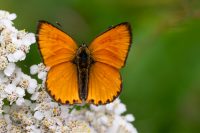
37;21;132;105
75;45;92;100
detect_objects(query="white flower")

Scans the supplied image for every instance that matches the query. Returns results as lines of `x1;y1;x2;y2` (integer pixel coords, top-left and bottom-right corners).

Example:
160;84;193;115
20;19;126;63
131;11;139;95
0;47;6;56
6;43;16;53
0;56;8;70
27;78;37;94
30;65;38;75
26;125;41;133
99;115;109;125
16;87;25;97
4;63;15;76
0;72;8;83
11;67;22;85
5;84;15;94
90;104;105;112
22;33;36;46
66;120;91;133
16;97;25;106
2;105;10;114
0;10;16;20
7;50;26;62
0;118;7;133
7;93;17;104
105;98;126;115
0;84;6;98
34;111;44;121
30;63;48;81
114;103;126;115
107;115;137;133
31;92;39;101
38;71;47;80
125;114;135;122
24;99;32;107
3;114;11;125
60;106;69;119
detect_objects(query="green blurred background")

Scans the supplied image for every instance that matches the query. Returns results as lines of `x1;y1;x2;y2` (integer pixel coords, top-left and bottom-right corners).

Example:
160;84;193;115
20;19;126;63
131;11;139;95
1;0;200;132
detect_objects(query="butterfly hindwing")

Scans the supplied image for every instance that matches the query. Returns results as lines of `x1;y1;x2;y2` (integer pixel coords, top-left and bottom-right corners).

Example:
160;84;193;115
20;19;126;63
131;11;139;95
86;62;122;105
46;62;81;104
88;22;132;69
37;21;81;104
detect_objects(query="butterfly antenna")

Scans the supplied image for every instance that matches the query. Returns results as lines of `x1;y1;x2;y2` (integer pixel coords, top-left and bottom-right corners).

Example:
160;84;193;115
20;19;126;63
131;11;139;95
56;21;62;27
108;25;114;29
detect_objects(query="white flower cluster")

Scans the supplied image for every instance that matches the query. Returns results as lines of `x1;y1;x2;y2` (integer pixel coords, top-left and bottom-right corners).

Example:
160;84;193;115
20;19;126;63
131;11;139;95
0;10;138;133
0;10;36;111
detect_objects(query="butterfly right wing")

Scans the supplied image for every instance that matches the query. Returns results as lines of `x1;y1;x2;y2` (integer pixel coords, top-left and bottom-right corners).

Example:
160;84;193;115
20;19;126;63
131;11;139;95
37;21;81;104
88;22;132;69
37;21;78;67
46;62;80;104
86;23;132;105
86;62;122;105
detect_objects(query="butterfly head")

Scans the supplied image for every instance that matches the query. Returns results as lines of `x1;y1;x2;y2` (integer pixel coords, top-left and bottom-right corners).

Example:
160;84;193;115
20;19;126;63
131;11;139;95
81;43;87;47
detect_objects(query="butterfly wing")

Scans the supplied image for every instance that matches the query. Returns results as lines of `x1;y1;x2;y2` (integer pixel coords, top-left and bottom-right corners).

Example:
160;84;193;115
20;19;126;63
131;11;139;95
46;62;80;104
87;62;121;105
37;21;81;104
87;22;132;105
37;21;78;67
88;22;132;69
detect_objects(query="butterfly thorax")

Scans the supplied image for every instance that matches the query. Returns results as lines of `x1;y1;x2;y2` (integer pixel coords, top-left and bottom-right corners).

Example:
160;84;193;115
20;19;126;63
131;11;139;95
74;46;92;101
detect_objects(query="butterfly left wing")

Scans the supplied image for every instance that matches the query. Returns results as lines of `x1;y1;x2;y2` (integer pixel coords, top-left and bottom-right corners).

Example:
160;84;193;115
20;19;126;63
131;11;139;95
88;22;132;69
37;20;78;67
46;62;81;104
86;62;121;105
37;21;81;104
86;22;132;105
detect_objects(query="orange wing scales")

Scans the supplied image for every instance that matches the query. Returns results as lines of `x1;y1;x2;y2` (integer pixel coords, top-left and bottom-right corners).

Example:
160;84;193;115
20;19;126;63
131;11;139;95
86;62;122;105
89;22;132;69
37;21;78;67
47;62;81;104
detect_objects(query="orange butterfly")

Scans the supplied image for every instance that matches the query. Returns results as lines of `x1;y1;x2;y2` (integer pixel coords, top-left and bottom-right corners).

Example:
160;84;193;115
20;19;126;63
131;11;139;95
37;21;132;105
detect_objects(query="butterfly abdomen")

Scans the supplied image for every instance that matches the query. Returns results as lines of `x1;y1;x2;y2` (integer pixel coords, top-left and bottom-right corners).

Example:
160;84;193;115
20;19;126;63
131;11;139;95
75;46;92;101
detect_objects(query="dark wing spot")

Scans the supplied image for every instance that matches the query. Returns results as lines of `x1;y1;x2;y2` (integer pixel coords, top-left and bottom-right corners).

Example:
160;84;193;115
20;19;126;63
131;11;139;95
90;99;94;103
65;100;69;104
73;99;78;103
48;90;51;94
98;101;102;104
113;95;117;100
106;99;110;103
58;99;61;103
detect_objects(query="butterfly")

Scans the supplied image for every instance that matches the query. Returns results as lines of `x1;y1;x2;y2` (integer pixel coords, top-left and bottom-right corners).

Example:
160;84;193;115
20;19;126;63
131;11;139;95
37;20;132;105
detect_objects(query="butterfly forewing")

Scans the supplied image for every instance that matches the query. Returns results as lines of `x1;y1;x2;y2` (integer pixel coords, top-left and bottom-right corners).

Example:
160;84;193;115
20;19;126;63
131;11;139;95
37;21;81;104
88;22;132;69
37;21;78;67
